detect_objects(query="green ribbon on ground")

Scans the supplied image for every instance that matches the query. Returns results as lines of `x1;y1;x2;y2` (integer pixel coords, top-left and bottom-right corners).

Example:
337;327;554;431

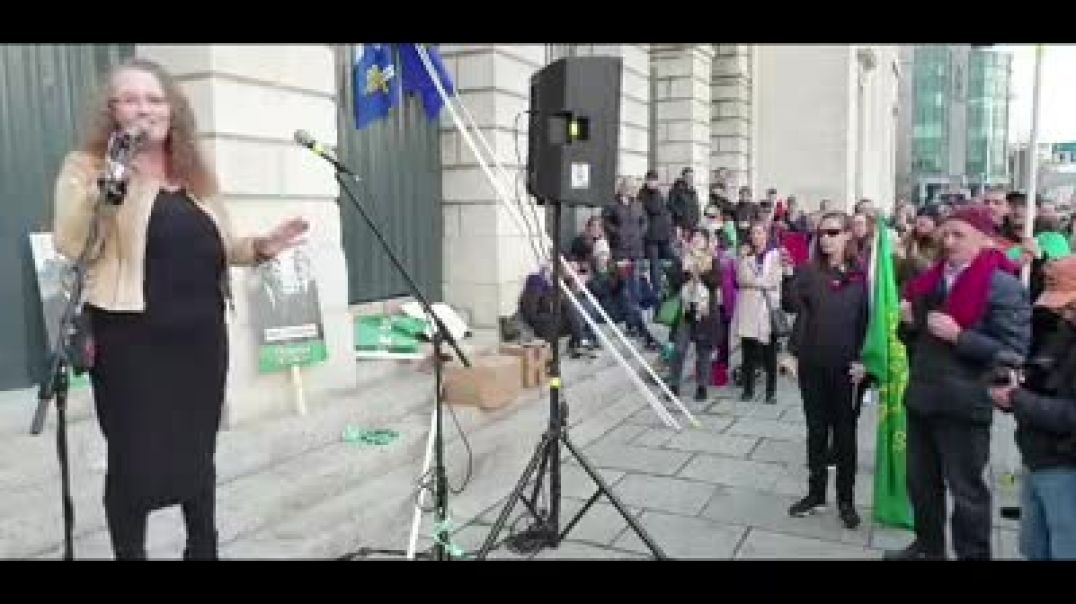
342;426;400;446
432;518;466;558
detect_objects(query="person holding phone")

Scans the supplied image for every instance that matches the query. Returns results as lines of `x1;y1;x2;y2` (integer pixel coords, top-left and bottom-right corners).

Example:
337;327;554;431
733;222;783;403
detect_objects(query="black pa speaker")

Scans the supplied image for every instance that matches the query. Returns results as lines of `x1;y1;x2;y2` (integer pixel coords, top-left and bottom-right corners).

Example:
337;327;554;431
526;56;621;208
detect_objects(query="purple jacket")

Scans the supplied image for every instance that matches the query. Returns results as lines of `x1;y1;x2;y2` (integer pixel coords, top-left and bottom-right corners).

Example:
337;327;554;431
716;250;738;320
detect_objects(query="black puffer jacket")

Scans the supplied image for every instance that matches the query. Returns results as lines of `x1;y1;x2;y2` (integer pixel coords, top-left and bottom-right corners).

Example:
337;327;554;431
602;196;647;260
784;263;870;369
899;270;1032;424
1011;310;1076;471
667;179;701;233
640;186;673;243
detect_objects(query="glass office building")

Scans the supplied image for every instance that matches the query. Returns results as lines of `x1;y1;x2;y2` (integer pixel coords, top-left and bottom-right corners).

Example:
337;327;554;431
911;46;950;180
905;45;1011;203
966;50;1011;183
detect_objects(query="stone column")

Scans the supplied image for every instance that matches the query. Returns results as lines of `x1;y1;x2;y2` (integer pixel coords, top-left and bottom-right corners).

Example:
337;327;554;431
711;44;753;194
136;44;356;427
652;44;714;190
437;45;547;329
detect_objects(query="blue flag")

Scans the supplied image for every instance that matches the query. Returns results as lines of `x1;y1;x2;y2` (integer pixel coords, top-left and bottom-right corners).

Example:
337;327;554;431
353;44;399;129
398;44;455;120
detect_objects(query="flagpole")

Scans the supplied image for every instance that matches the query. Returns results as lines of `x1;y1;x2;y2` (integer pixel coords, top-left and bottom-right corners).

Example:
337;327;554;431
867;216;881;312
1023;44;1044;287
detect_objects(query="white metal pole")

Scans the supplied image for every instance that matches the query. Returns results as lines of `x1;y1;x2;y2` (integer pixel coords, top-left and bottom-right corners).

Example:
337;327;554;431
985;93;993;193
414;45;699;427
406;406;438;559
1024;44;1044;286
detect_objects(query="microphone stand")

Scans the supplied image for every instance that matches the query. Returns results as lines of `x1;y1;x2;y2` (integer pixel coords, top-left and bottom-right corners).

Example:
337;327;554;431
304;147;470;561
30;176;121;560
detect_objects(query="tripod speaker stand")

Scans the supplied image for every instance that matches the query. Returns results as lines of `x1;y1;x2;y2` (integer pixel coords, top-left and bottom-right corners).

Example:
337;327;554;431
475;200;665;559
476;56;664;559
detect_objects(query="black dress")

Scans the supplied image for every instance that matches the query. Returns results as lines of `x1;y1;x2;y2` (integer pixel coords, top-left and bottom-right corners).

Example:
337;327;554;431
89;189;227;512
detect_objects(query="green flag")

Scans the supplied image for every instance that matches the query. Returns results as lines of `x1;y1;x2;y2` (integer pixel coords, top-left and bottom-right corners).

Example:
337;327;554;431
861;222;914;529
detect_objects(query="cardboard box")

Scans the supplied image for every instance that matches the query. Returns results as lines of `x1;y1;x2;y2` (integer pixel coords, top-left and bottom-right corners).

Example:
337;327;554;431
499;342;550;388
442;354;522;410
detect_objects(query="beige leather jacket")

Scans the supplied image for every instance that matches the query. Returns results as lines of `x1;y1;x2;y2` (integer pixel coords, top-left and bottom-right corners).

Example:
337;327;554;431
52;151;258;312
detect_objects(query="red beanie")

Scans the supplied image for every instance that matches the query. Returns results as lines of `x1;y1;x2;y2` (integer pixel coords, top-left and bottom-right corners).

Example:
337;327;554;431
945;204;998;237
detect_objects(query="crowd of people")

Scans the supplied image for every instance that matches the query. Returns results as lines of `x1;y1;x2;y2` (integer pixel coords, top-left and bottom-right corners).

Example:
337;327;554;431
517;166;1076;560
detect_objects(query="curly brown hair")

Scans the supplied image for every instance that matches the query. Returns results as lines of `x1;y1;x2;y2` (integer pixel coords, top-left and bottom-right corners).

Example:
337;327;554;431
80;58;218;198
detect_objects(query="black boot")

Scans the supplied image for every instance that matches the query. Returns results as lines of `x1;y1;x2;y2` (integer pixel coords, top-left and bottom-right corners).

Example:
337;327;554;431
790;470;828;518
740;388;754;402
838;502;861;530
765;373;777;405
694;385;707;402
788;493;827;517
740;364;756;401
183;529;219;561
883;541;945;560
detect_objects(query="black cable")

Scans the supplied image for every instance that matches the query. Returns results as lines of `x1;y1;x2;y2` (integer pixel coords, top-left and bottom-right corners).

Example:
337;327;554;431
412;468;436;513
512;110;550;266
444;398;472;494
342;174;476;495
507;111;550;265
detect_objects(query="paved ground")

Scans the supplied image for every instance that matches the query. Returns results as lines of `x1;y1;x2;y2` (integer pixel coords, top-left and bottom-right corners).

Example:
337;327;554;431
424;353;1022;561
0;326;1023;560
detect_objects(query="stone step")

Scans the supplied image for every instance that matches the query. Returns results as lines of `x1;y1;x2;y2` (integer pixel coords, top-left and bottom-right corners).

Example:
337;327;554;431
216;361;650;560
23;347;661;559
1;331;509;558
6;372;434;558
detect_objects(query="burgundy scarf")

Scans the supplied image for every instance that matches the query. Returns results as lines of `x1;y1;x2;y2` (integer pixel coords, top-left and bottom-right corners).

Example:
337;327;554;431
902;248;1020;328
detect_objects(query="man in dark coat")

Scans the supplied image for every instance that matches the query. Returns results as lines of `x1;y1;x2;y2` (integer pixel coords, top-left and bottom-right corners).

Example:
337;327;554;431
667;166;701;234
603;178;658;348
889;204;1032;560
640;169;675;298
733;186;760;246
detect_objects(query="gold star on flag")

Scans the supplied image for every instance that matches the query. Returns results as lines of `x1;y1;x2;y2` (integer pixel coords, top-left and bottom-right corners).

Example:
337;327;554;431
365;63;395;96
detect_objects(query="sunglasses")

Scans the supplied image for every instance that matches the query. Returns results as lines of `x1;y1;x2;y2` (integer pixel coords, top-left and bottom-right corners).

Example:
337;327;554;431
818;228;844;238
704;213;719;219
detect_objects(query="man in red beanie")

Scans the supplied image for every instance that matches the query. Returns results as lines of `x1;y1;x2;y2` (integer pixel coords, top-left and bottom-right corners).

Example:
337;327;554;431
888;204;1032;560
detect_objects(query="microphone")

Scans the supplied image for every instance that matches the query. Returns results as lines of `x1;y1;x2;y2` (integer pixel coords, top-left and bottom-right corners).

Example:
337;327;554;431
101;127;146;204
293;130;352;175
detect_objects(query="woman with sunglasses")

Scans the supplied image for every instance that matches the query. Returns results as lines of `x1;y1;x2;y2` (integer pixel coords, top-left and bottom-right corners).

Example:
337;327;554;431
783;212;870;528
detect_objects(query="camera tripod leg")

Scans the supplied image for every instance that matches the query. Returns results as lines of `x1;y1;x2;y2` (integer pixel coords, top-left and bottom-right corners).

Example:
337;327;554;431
560;433;667;559
475;431;556;559
525;431;555;513
560;488;601;542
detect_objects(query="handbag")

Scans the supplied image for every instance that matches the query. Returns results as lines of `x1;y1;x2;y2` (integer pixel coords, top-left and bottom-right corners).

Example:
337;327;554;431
655;294;682;326
761;288;791;339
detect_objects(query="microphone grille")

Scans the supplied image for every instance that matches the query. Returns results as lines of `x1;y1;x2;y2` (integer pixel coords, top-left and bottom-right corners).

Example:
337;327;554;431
294;129;314;147
127;127;148;146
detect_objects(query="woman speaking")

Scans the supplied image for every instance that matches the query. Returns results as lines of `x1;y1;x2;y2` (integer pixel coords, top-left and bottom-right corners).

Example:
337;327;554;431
53;58;308;559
